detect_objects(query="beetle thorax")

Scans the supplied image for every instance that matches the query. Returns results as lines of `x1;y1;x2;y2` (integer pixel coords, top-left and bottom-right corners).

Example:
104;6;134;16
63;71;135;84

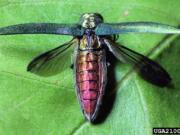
80;13;104;28
79;35;101;50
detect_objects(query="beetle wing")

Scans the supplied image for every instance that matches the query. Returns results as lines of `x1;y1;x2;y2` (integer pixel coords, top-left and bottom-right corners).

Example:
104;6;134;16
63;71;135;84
104;39;171;86
0;23;84;36
27;39;76;76
96;22;180;35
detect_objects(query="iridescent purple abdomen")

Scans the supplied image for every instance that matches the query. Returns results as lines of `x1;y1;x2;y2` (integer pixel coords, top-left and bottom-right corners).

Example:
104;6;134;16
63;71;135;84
75;49;107;121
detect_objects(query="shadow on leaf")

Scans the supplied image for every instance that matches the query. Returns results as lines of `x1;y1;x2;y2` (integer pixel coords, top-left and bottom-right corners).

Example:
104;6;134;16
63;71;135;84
93;51;118;124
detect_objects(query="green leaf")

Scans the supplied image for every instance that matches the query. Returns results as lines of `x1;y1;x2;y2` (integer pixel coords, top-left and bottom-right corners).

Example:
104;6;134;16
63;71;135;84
0;0;180;135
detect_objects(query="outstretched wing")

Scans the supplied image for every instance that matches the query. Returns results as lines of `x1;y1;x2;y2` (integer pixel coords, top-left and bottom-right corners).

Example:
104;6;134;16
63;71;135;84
27;39;77;76
104;39;171;87
0;23;84;36
96;22;180;35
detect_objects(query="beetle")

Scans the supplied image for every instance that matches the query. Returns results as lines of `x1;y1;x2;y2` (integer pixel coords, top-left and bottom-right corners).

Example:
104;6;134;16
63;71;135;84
0;13;179;122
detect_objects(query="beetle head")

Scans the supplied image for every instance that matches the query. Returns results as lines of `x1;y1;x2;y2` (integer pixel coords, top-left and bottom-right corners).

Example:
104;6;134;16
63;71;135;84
80;13;104;28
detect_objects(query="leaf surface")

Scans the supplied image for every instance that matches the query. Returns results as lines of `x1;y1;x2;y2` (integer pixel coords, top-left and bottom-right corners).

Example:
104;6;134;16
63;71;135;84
0;0;180;135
